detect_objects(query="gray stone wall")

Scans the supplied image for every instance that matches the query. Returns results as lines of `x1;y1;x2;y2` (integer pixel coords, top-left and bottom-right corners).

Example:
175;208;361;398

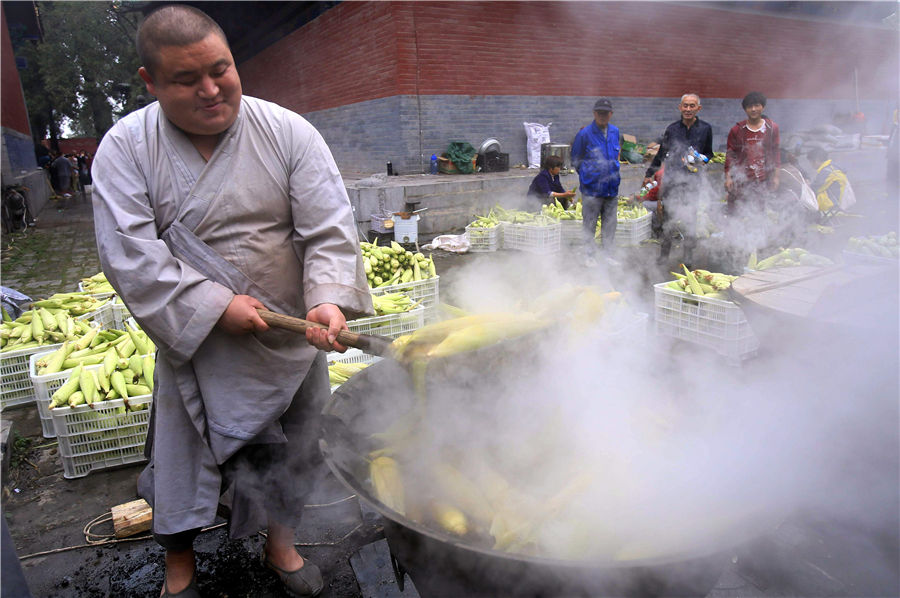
304;95;895;176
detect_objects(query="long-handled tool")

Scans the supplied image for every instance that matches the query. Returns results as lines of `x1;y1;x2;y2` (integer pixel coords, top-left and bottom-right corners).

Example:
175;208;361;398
256;309;394;357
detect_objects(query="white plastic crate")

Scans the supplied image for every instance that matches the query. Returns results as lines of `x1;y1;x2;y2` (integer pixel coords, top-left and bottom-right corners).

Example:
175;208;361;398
348;306;424;340
558;219;584;245
77;300;117;330
77;281;116;300
464;224;501;252
654;282;759;364
112;302;132;330
614;212;652;246
371;276;440;322
30;352;107;439
50;395;152;479
1;343;63;411
501;222;561;253
327;348;382;393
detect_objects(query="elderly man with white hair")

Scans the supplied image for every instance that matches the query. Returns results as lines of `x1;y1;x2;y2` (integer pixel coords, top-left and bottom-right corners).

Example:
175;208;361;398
643;93;714;265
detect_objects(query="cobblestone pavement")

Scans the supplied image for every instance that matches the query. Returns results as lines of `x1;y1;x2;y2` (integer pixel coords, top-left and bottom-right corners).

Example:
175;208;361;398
2;190;101;301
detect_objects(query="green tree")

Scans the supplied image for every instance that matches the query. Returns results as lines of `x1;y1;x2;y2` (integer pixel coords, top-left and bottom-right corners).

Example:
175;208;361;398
18;1;143;144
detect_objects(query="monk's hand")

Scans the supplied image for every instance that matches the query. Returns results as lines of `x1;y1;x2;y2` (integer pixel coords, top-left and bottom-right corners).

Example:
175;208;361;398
217;295;270;334
305;303;348;352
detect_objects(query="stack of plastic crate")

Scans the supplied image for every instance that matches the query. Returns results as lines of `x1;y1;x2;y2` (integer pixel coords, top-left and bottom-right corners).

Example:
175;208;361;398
51;394;151;479
371;276;440;323
654;282;759;364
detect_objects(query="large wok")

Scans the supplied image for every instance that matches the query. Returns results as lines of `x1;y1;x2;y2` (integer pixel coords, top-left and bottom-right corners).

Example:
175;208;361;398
318;344;775;598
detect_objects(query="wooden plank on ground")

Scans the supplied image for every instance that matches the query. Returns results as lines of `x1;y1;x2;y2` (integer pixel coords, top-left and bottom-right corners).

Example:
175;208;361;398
111;498;152;538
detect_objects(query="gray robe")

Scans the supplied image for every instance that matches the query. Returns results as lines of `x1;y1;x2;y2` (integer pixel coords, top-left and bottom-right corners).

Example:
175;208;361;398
91;96;373;536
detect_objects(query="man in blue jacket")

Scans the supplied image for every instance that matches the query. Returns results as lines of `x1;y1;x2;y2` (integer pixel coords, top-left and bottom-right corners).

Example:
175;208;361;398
572;98;621;264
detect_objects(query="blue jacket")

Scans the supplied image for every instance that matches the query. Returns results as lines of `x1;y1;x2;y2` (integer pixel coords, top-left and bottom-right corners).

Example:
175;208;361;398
572;121;621;197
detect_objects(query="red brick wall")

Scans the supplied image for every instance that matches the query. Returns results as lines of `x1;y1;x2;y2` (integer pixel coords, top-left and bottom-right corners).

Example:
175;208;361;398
1;5;31;136
239;1;897;112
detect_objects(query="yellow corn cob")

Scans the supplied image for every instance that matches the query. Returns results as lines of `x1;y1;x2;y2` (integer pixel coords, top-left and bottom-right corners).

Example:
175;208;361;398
430;462;494;525
126;384;152;397
39;308;58;332
31;312;44;344
67;390;85;408
430;502;469;536
128;354;144;377
110;370;128;400
426;318;546;359
80;367;97;405
142;356;155;391
50;364;83;408
74;327;98;351
682;264;704;295
370;456;405;515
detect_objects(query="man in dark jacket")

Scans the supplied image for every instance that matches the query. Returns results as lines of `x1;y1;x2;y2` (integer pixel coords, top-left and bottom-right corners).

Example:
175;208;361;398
644;93;714;264
572;98;621;264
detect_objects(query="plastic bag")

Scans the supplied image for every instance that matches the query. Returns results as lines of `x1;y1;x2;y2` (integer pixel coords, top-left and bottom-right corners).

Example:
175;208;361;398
422;234;470;253
523;122;551;168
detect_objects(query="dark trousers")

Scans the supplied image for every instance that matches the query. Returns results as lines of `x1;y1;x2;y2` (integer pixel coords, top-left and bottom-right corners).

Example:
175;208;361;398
659;182;699;259
582;194;618;253
153;353;329;551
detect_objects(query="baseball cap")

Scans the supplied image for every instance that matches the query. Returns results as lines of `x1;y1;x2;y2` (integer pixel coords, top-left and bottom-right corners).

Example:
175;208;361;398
593;98;613;112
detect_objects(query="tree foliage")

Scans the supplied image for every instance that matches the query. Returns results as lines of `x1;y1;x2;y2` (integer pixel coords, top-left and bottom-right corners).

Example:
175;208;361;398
17;1;144;144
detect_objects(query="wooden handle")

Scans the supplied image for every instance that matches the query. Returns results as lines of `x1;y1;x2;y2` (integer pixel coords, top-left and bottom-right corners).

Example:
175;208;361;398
256;309;364;348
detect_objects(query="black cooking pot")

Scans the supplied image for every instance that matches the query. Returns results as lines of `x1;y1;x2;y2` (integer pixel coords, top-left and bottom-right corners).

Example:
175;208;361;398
319;356;760;598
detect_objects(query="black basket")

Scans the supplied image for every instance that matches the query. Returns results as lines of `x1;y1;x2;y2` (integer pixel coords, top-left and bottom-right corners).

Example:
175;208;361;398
477;152;509;173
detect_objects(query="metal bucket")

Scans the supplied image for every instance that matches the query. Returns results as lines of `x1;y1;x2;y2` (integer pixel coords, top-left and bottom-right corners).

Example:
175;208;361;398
541;143;572;169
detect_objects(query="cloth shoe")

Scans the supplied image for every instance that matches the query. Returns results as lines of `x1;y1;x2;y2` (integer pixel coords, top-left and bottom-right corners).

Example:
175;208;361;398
262;551;324;598
161;572;201;598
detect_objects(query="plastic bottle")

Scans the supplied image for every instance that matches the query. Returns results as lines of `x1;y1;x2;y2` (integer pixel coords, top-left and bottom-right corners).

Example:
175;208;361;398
430;154;438;175
638;180;658;197
689;146;709;163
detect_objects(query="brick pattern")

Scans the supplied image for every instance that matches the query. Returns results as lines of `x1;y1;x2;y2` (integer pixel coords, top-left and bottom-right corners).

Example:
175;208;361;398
241;1;897;111
239;1;898;175
1;7;31;136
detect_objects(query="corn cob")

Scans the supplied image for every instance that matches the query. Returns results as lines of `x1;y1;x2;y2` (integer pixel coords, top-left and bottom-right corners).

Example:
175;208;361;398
50;364;84;408
430;502;469;536
142;356;155;391
370;456;405;515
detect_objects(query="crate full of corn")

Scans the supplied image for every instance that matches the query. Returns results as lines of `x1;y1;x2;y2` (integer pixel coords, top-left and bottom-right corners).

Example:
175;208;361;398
348;293;425;341
654;268;758;364
612;198;652;247
29;324;155;438
77;271;117;299
327;348;381;392
465;212;502;252
542;201;583;245
1;306;103;411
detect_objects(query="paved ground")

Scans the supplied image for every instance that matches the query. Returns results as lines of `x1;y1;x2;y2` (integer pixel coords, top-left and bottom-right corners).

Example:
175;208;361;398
1;169;897;598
